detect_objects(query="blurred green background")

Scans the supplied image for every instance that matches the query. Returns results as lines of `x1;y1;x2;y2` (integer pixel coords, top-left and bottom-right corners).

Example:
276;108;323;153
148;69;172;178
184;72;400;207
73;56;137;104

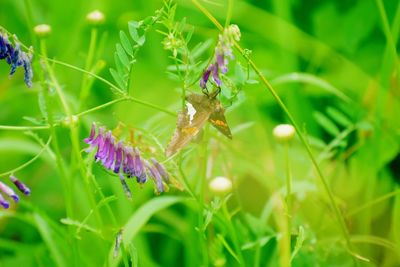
0;0;399;266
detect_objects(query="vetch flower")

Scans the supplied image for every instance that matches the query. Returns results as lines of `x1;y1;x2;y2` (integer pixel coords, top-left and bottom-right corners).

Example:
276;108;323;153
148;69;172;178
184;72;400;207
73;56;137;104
84;123;171;198
0;181;19;202
200;67;212;89
146;161;164;194
0;193;9;209
133;148;146;184
0;34;33;88
151;158;170;183
199;24;241;89
9;175;30;195
113;142;124;173
118;173;132;200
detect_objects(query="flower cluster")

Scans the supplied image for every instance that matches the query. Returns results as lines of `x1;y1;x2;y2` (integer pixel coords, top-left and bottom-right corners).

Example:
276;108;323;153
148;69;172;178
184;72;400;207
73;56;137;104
0;33;33;87
84;123;170;198
0;175;31;209
200;24;241;89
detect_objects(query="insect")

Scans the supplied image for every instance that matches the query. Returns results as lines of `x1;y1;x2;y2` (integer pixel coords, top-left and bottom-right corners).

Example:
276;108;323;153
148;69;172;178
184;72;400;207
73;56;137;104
165;90;232;157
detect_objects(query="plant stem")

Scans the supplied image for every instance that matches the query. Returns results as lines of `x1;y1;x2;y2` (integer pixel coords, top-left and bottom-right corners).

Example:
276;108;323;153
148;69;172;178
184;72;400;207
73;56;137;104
0;125;50;131
0;137;52;177
79;27;98;110
198;127;209;267
284;142;292;266
374;0;399;77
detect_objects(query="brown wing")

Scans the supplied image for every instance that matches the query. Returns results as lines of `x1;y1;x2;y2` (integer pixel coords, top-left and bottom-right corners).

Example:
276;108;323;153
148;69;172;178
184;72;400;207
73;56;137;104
165;95;213;157
208;101;232;139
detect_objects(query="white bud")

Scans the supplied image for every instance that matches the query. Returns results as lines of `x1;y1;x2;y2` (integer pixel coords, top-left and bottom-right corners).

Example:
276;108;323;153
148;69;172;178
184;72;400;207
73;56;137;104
209;176;232;195
228;24;241;41
273;124;295;142
34;24;51;38
62;115;79;127
86;10;105;25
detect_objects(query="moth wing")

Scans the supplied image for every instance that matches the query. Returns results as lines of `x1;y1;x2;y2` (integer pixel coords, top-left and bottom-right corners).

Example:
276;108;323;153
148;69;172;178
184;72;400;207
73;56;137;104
208;102;232;139
165;101;212;157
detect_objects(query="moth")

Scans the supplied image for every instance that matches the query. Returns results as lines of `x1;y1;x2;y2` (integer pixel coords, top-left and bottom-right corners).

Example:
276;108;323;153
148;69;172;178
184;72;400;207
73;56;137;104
166;91;232;157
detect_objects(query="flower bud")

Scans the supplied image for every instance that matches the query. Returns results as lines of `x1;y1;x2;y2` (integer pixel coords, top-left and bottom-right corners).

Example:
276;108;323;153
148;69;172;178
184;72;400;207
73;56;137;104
86;10;105;25
34;24;51;38
227;24;241;41
273;124;295;142
209;176;232;195
62;115;79;127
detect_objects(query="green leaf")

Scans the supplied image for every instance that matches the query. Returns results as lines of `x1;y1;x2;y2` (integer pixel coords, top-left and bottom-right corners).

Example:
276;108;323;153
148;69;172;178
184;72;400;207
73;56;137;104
177;17;186;33
110;68;126;90
191;39;213;59
291;226;305;261
128;24;140;43
185;26;194;43
109;196;185;267
326;107;352;127
119;31;133;57
270;72;351;103
116;43;130;67
137;35;146;46
33;213;68;267
235;62;246;85
38;89;48;120
313;111;340;136
114;52;125;78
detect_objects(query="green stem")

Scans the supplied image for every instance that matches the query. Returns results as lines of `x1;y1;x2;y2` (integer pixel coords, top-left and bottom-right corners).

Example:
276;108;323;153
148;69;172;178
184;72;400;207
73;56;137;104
374;0;399;77
46;58;125;95
222;200;245;265
0;125;50;131
191;0;354;257
198;127;209;266
79;27;98;109
76;97;130;117
0;137;52;177
284;142;292;266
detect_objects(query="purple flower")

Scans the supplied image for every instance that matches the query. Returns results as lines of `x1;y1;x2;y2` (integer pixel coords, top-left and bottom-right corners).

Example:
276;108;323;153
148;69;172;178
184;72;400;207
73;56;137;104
198;25;241;89
216;52;228;74
0;181;19;202
9;175;30;196
0;193;10;209
200;66;212;89
151;158;170;183
211;63;221;86
85;126;105;153
83;124;172;198
118;173;132;199
133;148;146;184
9;43;23;76
103;136;115;170
146;161;164;194
0;34;33;88
113;142;124;173
123;146;134;176
84;123;96;144
0;35;11;60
